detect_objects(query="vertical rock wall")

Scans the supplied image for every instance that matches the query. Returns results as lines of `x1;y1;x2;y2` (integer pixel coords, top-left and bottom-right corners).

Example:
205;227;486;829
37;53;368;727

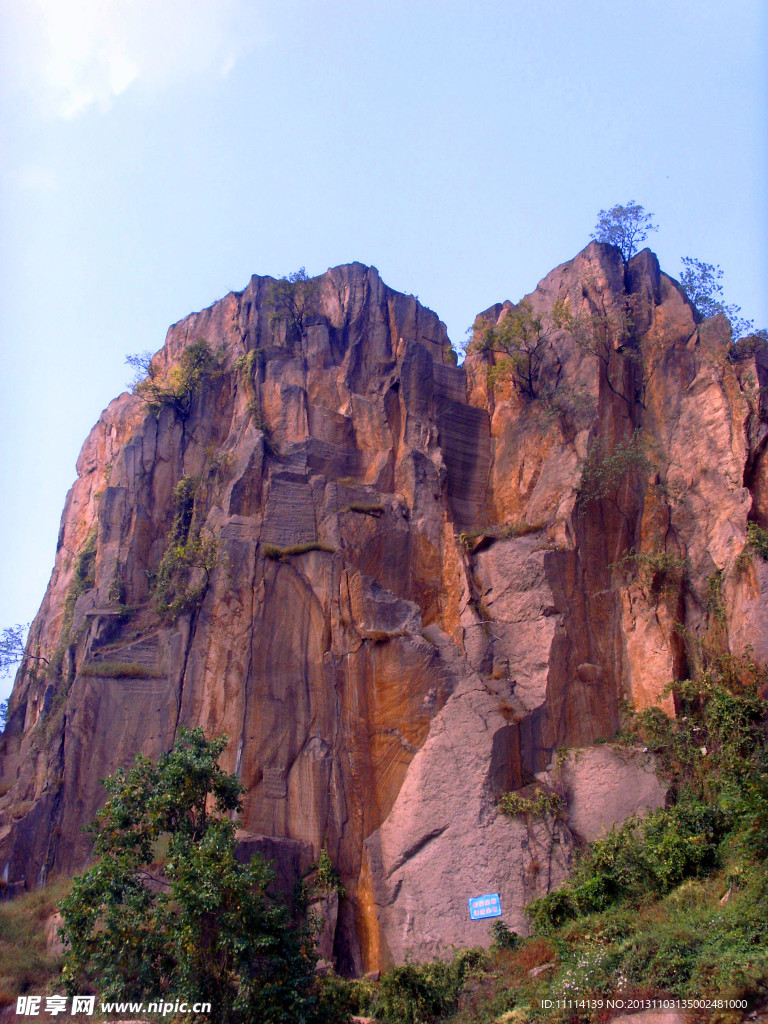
0;246;765;972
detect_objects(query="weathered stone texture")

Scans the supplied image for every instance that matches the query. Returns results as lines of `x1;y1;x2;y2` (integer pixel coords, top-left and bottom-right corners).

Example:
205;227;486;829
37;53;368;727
1;246;766;972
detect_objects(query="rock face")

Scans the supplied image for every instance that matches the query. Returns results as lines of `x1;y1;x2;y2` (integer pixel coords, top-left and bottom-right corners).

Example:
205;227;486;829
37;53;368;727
1;245;767;972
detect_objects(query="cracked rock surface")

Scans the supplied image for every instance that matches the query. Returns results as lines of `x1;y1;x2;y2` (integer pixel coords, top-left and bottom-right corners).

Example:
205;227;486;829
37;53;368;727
2;246;767;971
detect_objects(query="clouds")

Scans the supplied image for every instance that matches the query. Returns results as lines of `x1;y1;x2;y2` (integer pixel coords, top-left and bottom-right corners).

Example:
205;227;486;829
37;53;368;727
6;0;262;118
9;164;59;192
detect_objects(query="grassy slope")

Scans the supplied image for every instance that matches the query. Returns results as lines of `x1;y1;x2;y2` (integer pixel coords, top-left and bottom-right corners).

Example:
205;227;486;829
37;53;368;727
0;878;69;1004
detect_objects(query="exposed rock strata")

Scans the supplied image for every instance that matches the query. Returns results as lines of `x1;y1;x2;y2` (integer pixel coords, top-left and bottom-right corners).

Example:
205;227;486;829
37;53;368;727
1;246;766;971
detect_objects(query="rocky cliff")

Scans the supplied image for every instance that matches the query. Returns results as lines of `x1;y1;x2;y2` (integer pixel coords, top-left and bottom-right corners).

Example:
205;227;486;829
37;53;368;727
2;244;767;973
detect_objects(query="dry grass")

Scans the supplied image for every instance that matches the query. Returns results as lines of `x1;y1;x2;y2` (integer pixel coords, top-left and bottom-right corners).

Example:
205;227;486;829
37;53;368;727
459;520;546;550
0;877;71;1006
498;520;546;540
79;661;164;679
500;937;558;980
10;801;33;821
339;502;385;516
262;541;335;560
446;938;559;1024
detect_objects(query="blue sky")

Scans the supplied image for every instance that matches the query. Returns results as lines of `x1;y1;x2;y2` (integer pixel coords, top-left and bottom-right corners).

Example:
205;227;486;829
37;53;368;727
1;0;766;699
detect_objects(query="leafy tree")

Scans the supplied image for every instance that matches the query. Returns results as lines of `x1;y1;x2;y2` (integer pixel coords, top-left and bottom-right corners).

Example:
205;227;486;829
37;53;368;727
1;623;37;730
1;624;28;677
553;296;634;406
679;257;755;339
127;340;221;420
269;268;318;342
591;201;658;264
552;292;665;410
0;623;47;677
59;728;322;1023
469;300;561;399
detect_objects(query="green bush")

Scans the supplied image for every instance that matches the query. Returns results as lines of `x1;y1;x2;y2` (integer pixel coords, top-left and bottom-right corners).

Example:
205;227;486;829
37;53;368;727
747;521;768;561
528;670;768;940
491;921;520;951
315;845;345;896
127;340;221;421
630;678;768;811
576;430;651;524
233;350;273;441
41;525;100;694
458;520;545;550
431;656;768;1024
529;798;725;934
340;502;385;516
170;475;198;545
153;477;217;620
62;527;97;625
498;787;565;821
614;548;687;595
374;949;486;1024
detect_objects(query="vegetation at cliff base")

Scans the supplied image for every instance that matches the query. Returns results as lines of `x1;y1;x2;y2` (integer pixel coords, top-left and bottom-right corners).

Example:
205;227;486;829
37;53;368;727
318;661;768;1024
58;728;323;1024
0;878;70;1006
462;672;768;1023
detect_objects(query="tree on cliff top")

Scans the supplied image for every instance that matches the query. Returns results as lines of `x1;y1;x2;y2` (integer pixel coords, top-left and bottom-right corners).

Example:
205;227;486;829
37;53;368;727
269;267;318;343
59;728;322;1023
591;201;658;264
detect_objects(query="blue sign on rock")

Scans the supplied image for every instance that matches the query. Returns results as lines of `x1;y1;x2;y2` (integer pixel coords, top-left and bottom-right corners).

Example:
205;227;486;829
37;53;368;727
468;893;502;920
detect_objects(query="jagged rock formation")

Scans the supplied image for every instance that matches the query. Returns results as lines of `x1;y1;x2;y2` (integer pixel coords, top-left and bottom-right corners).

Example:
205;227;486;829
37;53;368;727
1;244;767;973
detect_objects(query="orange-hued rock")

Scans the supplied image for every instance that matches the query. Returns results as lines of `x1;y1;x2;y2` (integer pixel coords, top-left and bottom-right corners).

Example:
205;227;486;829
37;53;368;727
1;247;766;972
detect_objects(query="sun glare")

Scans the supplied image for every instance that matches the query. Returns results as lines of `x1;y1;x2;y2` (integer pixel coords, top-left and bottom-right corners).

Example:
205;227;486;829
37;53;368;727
13;0;260;118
